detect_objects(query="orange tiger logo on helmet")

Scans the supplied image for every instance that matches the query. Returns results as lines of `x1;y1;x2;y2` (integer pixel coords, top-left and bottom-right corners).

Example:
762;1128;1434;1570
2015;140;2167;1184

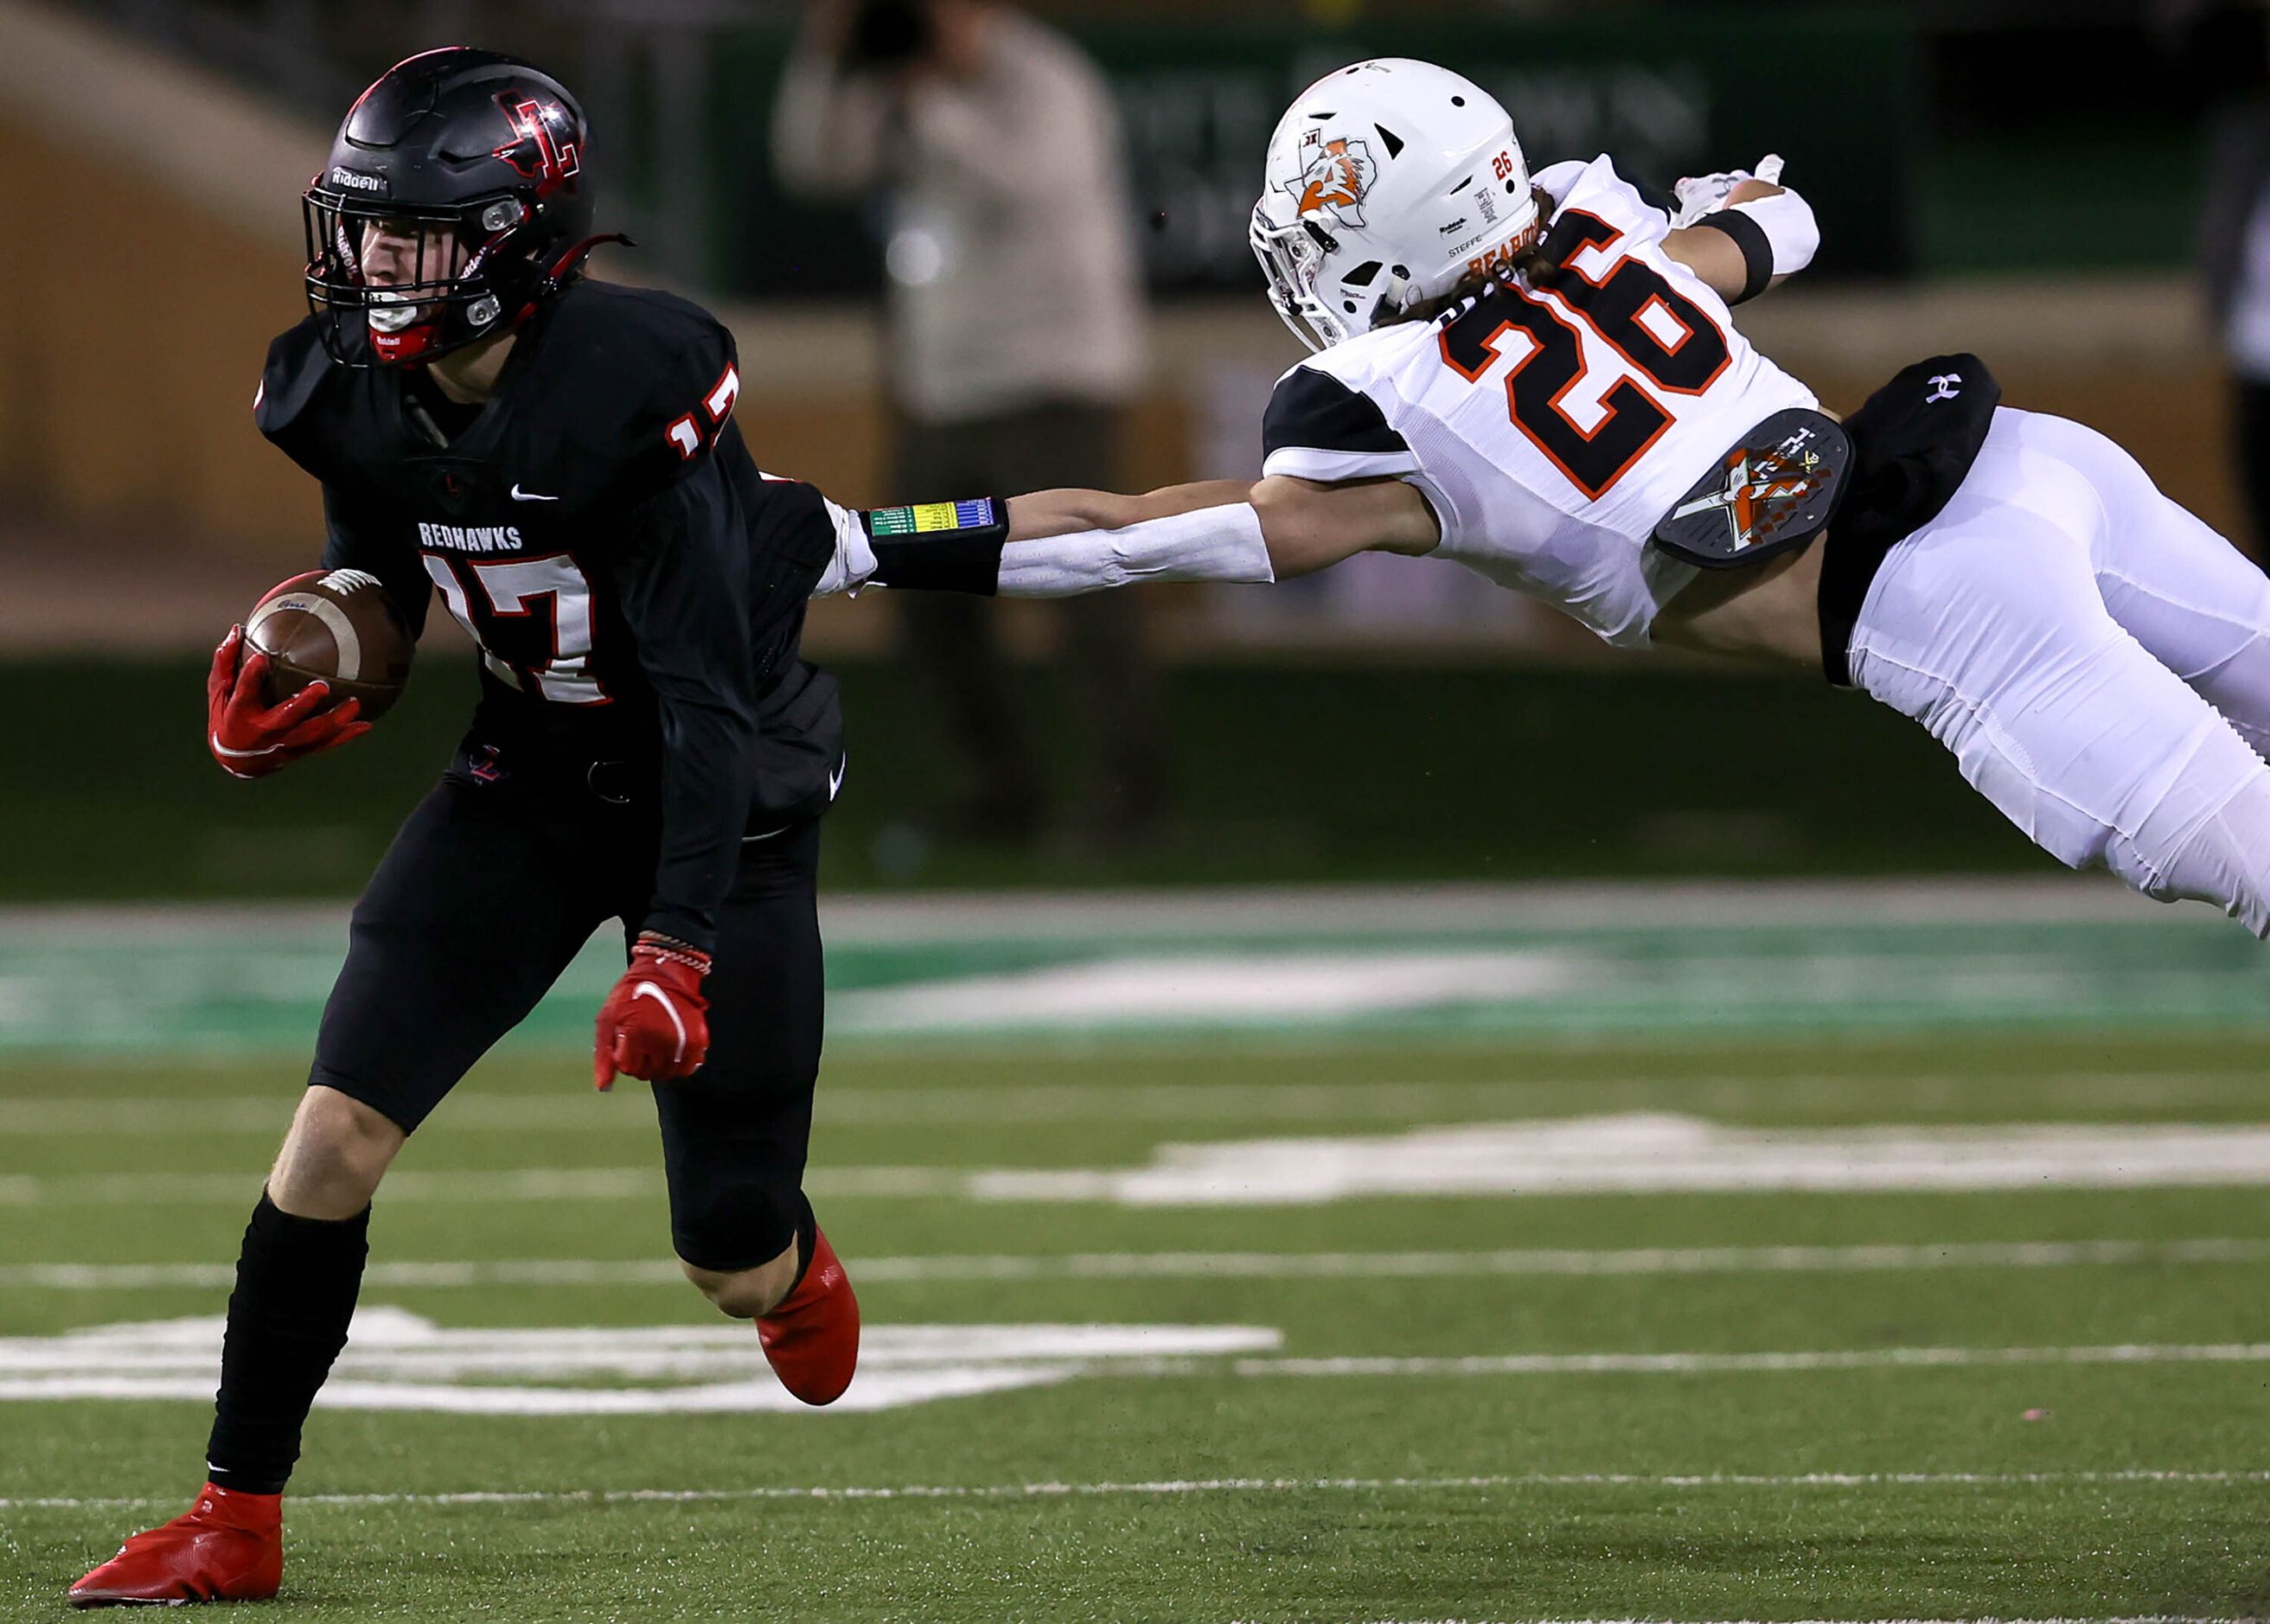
1285;134;1378;227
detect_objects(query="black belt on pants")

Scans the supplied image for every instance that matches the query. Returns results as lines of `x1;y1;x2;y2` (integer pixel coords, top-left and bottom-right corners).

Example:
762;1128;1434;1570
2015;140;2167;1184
1814;352;2002;687
452;738;660;809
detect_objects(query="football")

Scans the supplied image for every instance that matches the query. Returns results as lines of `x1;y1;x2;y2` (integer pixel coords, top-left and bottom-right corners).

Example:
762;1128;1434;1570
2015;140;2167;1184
244;567;414;721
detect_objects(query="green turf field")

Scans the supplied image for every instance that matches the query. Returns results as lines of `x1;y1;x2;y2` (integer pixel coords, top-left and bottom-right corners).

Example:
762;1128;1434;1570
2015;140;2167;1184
3;891;2269;1621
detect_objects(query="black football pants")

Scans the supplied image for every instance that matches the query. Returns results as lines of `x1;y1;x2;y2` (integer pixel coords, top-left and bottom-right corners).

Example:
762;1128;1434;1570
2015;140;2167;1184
309;768;824;1273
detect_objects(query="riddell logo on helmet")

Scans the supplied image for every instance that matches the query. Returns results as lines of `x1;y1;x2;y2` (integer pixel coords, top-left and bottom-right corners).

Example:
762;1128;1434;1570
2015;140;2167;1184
1287;132;1378;226
329;167;387;194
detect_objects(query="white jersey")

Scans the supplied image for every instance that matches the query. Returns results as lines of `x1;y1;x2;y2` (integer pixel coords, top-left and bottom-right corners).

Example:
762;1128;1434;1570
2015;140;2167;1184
1261;154;1816;647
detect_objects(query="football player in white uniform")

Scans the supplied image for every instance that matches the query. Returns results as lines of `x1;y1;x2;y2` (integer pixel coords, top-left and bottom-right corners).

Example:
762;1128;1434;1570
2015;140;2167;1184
829;58;2270;937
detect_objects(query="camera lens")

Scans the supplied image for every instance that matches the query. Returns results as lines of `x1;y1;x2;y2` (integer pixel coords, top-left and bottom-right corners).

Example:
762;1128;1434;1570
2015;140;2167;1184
848;0;933;67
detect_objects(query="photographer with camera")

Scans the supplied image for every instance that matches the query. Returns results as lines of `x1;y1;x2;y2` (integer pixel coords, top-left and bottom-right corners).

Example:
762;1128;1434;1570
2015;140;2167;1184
771;0;1164;847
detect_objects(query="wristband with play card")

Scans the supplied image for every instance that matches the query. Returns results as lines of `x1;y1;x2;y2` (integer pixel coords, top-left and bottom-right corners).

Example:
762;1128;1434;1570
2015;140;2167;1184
860;497;1011;594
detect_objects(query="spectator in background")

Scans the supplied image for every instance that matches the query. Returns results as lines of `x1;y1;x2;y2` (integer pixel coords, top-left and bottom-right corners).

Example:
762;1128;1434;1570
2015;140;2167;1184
771;0;1167;846
2180;0;2270;560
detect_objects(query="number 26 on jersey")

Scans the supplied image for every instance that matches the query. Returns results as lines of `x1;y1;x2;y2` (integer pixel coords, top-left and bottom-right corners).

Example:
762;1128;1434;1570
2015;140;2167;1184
1439;210;1730;499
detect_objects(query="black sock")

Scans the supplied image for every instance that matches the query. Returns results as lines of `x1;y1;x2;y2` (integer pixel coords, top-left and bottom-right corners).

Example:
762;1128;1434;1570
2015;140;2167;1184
203;1192;370;1495
783;1192;819;1299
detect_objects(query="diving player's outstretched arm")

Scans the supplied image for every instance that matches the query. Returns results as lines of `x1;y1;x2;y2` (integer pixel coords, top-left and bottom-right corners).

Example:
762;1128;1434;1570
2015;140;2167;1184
1007;473;1436;586
817;474;1437;598
1020;476;1439;579
1006;479;1255;539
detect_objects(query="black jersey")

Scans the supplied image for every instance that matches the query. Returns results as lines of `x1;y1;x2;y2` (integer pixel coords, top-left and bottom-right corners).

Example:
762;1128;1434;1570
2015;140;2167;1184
253;278;844;953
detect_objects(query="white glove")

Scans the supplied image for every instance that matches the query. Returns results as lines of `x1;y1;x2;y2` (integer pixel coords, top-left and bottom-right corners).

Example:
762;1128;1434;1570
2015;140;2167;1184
1670;154;1785;227
813;498;879;597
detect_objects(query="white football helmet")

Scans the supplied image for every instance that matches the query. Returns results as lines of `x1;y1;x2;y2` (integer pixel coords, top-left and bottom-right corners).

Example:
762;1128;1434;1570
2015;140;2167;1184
1250;59;1538;352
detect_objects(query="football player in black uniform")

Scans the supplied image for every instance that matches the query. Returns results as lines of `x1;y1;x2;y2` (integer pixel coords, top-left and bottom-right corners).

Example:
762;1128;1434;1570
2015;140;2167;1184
73;49;861;1608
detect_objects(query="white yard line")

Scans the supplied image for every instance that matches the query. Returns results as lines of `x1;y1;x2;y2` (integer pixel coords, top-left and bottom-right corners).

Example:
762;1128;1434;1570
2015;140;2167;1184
0;1311;1282;1414
974;1116;2270;1205
1240;1344;2270;1378
3;1468;2261;1513
10;1237;2270;1291
840;952;1586;1030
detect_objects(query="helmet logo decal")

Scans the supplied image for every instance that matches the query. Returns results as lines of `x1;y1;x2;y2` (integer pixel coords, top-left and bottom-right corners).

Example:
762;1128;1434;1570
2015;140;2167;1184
1287;132;1378;226
492;96;581;195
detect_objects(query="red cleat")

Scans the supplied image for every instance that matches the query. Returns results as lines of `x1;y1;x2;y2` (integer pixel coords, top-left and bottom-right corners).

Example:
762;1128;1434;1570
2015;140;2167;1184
757;1225;860;1405
68;1481;283;1608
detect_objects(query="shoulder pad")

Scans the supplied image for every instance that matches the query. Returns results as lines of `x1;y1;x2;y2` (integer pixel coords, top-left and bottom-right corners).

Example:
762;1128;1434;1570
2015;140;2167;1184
253;318;388;489
1547;153;1671;246
253;318;342;469
1625;170;1679;223
1531;158;1589;204
1260;362;1417;484
528;282;742;511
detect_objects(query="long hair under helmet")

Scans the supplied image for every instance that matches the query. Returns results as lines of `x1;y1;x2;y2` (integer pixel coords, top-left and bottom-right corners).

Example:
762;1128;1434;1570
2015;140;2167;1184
1250;58;1539;352
303;48;620;367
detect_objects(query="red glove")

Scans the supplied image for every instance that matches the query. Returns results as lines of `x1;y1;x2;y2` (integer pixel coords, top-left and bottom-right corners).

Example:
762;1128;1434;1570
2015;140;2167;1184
595;933;713;1090
207;625;370;779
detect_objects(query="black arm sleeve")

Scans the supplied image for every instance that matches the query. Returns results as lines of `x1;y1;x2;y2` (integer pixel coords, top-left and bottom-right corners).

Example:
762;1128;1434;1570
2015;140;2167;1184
608;456;826;954
319;486;432;641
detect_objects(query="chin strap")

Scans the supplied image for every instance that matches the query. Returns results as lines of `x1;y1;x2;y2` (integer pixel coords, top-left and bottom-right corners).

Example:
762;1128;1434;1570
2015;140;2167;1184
547;232;636;285
506;233;636;329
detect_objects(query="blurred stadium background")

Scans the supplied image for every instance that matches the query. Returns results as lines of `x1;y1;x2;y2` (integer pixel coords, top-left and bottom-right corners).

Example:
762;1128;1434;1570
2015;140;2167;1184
8;0;2261;894
7;2;2270;1619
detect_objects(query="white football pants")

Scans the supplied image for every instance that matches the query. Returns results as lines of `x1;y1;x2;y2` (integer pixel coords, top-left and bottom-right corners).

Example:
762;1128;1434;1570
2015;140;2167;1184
1848;406;2270;936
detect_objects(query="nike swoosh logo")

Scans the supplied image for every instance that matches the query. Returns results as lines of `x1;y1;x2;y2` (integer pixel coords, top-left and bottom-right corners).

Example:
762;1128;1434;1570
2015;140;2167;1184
510;484;560;502
209;732;285;760
630;981;687;1064
828;755;847;800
